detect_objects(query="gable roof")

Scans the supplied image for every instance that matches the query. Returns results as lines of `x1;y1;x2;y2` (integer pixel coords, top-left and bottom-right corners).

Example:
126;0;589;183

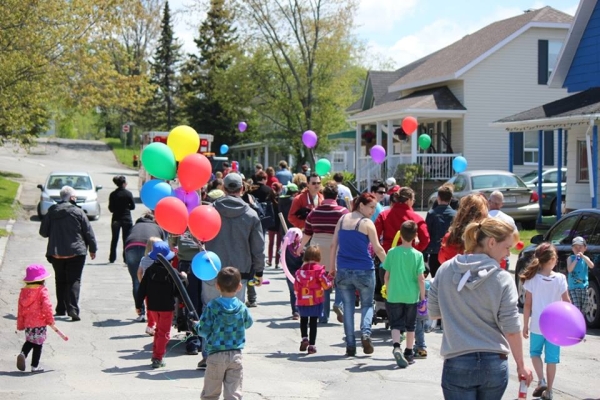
388;6;572;92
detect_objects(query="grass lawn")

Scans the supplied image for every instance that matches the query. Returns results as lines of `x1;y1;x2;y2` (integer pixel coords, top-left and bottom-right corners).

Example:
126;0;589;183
103;138;139;169
0;171;22;236
512;229;540;254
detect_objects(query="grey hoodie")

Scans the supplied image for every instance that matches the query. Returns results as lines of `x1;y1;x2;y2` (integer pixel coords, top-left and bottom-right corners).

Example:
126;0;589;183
428;253;521;359
206;195;265;280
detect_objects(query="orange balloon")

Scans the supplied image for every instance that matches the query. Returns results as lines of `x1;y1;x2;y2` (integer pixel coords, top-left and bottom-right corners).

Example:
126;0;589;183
178;153;212;192
402;116;418;135
155;197;188;234
189;205;222;242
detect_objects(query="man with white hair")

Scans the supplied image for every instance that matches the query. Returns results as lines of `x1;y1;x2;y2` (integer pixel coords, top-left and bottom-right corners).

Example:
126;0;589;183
487;190;517;231
40;186;97;321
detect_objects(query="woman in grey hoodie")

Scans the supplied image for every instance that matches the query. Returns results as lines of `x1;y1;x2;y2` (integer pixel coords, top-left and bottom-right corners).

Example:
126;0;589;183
429;217;532;399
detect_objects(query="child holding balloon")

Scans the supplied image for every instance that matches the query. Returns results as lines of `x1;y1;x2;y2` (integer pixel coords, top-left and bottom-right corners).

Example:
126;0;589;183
567;236;595;315
520;243;571;400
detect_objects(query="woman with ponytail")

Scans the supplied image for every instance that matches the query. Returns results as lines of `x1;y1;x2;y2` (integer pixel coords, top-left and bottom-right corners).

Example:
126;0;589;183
429;217;532;399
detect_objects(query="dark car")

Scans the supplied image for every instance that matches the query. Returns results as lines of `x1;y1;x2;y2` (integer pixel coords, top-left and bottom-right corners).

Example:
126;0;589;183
514;209;600;328
521;168;567;215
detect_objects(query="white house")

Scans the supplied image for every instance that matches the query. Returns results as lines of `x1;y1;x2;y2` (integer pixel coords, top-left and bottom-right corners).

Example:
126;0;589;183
347;7;573;191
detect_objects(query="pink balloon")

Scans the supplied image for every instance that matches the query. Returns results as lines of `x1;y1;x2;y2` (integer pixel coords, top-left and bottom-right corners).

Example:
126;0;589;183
402;116;418;135
302;130;318;148
539;301;586;346
174;187;200;214
280;237;296;284
370;145;386;164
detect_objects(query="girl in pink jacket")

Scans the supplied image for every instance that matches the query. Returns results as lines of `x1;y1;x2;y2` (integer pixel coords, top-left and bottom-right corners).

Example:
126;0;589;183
16;264;55;373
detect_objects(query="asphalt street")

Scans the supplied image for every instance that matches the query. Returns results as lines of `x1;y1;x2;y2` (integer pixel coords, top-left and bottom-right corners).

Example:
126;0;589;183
0;139;598;399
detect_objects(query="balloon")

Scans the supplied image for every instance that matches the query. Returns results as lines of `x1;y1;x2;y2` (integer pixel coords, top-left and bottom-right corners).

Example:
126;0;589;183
232;160;239;171
515;241;525;251
452;156;468;173
220;144;229;154
370;145;386;164
174;187;200;214
141;142;177;180
302;130;318;148
167;125;200;161
539;302;586;346
178;153;212;192
280;237;295;284
315;158;331;176
418;134;432;150
238;121;247;132
189;205;222;242
402;116;418;135
140;179;174;210
155;197;188;234
191;250;222;281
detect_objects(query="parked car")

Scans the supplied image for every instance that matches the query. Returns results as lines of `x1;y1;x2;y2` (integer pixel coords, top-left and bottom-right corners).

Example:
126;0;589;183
521;168;567;215
428;170;539;228
514;209;600;328
37;172;102;220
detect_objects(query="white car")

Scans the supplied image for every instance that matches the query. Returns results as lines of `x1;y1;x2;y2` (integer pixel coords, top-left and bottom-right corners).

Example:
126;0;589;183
37;172;102;220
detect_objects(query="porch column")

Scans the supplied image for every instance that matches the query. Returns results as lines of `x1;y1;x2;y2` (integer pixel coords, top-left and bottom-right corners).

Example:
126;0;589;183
411;127;418;164
593;124;598;208
387;120;393;177
508;132;514;173
264;145;269;168
537;130;543;224
376;122;383;180
355;124;361;191
557;128;563;219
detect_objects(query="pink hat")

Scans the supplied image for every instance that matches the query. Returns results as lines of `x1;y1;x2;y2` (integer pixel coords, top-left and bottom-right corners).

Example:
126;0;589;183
23;264;51;283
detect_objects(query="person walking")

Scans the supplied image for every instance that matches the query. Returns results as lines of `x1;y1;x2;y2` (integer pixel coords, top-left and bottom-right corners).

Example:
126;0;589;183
424;185;456;277
275;160;293;185
288;173;324;230
108;175;135;263
39;186;97;321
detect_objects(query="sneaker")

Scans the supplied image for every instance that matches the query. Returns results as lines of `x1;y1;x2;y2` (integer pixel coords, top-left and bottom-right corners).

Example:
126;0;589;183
186;348;199;355
533;379;548;398
393;347;408;368
266;260;272;267
31;365;44;373
151;358;166;369
345;346;356;357
245;301;257;308
405;351;415;365
333;305;343;323
361;335;374;354
307;345;317;354
292;312;300;320
319;318;328;324
299;337;309;352
16;353;26;372
414;349;428;359
135;314;146;323
68;311;81;322
541;389;553;400
196;358;207;370
145;326;155;336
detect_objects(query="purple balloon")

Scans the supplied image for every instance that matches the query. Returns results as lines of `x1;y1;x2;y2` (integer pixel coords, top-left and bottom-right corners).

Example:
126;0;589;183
302;130;318;149
370;145;386;164
238;121;247;132
539;301;586;346
174;187;200;214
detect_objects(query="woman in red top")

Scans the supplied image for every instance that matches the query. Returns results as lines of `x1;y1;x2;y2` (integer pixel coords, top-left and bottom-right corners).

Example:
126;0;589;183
266;166;279;187
438;193;488;264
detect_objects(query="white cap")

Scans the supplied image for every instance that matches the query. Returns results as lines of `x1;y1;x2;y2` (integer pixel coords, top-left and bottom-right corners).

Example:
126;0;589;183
386;177;396;186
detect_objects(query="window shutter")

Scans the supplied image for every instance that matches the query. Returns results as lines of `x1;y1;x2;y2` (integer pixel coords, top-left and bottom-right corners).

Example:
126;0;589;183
544;130;554;166
538;40;549;85
513;132;524;165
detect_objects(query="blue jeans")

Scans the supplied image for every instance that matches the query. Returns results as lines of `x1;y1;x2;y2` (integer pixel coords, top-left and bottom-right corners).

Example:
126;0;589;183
124;246;146;314
415;317;431;350
335;269;375;348
286;278;298;315
441;352;509;400
319;288;343;322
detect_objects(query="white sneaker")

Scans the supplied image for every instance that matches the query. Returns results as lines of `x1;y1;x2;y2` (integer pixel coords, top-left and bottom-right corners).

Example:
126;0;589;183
31;365;44;373
145;326;155;336
135;314;146;323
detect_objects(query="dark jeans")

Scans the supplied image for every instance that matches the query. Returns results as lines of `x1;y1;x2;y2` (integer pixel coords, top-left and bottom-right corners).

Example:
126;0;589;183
50;255;86;316
110;219;132;263
428;253;442;278
441;352;509;400
247;283;257;303
21;341;42;367
124;246;145;313
286;276;298;315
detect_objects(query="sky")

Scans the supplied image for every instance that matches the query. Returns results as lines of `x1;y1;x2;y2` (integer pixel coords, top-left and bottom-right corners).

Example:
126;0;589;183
169;0;580;69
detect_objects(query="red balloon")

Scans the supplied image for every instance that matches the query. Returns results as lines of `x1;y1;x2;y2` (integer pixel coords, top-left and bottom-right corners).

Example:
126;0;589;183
178;153;212;192
155;197;188;234
402;116;418;135
189;205;222;242
515;241;525;251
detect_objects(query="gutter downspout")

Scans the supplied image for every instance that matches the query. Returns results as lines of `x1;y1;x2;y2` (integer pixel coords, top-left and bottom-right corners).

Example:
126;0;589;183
537;130;543;224
557;129;563;219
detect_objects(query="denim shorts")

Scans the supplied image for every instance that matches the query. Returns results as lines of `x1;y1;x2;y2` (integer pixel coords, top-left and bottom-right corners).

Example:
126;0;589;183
530;332;560;363
386;302;418;332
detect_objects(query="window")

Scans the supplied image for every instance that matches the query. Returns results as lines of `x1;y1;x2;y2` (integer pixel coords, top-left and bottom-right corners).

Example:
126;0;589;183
332;151;346;164
523;131;538;164
453;175;467;192
574;215;600;245
538;40;563;85
471;174;526;190
548;41;562;78
546;215;579;245
577;140;591;182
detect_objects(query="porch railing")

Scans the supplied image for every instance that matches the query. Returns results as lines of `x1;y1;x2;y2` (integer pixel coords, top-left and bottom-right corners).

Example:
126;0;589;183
416;154;459;181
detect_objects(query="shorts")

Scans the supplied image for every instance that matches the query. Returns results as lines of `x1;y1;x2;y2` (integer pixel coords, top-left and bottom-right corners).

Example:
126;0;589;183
569;287;589;314
530;332;560;363
386;302;417;332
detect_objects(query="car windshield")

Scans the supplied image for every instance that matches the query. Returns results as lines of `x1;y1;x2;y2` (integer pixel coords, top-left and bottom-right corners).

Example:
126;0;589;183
47;175;92;190
521;171;538;182
471;174;527;190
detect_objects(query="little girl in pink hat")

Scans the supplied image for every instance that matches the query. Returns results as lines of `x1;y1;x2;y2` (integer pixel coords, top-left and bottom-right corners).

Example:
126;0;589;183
16;264;55;373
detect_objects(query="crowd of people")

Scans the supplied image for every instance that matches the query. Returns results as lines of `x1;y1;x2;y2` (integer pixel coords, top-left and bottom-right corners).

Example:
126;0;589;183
15;160;592;400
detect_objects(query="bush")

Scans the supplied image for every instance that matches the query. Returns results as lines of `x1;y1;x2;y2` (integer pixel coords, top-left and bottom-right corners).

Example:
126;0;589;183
394;163;424;187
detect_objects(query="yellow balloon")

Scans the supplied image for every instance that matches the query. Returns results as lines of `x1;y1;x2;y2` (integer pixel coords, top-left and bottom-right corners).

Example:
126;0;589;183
167;125;200;161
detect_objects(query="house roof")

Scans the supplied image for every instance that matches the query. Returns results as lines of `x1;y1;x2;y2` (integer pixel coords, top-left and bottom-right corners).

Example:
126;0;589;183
348;86;466;122
388;7;572;92
328;130;355;140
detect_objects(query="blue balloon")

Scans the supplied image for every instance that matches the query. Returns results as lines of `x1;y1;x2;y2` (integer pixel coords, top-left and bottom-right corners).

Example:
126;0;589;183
220;144;229;155
192;251;222;281
140;179;174;210
452;156;468;173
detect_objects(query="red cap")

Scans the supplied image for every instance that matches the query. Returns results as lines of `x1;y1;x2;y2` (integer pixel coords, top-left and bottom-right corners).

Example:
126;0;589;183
387;185;400;195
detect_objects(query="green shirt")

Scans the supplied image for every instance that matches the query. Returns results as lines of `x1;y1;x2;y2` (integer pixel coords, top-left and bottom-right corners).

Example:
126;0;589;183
382;246;424;304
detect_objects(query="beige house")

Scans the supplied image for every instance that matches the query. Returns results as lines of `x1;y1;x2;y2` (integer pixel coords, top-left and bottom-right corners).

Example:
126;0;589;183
347;7;572;191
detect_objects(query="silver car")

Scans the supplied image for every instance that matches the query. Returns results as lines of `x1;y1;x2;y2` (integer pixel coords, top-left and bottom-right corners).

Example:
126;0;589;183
37;172;102;220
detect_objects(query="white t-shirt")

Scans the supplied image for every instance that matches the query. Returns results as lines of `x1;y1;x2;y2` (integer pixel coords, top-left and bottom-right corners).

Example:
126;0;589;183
522;272;568;334
488;209;518;232
337;183;352;202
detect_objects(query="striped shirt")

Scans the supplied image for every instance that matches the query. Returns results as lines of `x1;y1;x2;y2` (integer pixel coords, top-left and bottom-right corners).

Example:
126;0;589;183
304;199;349;236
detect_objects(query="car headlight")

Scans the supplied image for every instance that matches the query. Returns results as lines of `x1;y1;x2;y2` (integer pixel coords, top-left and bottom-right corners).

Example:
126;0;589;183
41;193;52;202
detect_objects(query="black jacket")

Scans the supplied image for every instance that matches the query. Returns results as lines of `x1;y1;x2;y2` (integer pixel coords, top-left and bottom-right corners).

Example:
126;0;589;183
424;204;457;254
40;201;98;257
108;187;135;222
125;216;166;247
136;262;177;312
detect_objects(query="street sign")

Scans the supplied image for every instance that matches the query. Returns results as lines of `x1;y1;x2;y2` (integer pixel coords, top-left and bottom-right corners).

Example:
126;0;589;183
122;124;130;133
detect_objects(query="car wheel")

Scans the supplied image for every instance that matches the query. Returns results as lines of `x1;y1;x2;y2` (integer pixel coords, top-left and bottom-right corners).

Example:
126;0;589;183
36;203;43;220
586;280;600;328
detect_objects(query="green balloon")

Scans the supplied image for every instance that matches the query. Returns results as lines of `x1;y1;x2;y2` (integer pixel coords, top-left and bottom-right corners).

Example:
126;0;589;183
418;134;432;150
141;142;177;180
315;158;331;176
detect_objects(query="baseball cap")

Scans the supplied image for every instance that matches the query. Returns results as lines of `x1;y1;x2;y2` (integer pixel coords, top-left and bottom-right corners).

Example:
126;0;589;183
386;177;396;186
149;241;175;261
286;182;299;192
572;236;586;246
387;185;400;195
223;173;243;191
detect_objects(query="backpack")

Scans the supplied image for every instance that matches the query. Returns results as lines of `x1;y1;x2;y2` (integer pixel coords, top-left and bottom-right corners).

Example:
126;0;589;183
247;194;275;231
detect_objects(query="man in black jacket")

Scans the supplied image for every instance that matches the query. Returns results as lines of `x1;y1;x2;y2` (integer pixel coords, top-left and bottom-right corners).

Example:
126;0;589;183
424;186;456;277
39;186;97;321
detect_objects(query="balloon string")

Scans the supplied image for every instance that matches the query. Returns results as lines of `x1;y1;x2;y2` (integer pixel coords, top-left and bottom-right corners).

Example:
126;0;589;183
200;243;218;273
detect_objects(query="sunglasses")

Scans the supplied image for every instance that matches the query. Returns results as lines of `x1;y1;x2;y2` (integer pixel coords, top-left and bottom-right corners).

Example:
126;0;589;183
310;181;321;185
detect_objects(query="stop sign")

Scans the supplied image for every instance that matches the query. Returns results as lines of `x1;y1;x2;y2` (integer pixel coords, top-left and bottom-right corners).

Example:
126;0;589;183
122;124;130;133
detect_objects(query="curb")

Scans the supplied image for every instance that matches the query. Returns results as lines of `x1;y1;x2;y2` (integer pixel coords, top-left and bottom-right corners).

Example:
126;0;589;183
0;182;23;267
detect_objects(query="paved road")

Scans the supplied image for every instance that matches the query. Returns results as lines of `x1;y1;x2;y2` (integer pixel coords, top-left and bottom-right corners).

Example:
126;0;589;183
0;139;598;399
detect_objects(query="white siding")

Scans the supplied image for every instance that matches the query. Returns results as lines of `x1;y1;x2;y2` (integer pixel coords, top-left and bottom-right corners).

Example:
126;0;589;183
565;126;599;211
462;27;570;171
